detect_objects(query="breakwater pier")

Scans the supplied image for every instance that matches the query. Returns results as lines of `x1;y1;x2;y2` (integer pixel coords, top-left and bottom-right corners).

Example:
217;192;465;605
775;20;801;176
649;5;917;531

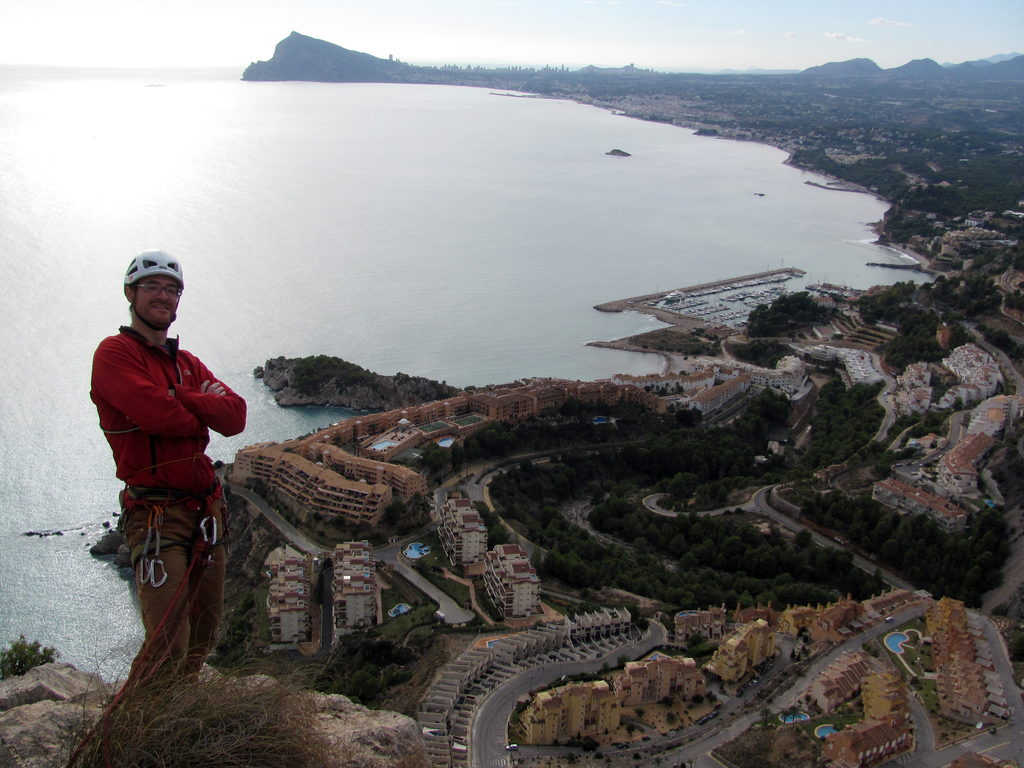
595;268;806;328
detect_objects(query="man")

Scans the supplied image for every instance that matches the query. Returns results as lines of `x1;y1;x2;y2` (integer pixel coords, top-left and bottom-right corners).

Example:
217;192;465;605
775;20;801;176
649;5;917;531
91;250;246;677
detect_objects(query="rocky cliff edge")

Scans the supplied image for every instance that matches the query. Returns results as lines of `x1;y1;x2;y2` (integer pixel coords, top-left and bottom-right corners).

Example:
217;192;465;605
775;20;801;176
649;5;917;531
0;663;427;768
255;355;460;410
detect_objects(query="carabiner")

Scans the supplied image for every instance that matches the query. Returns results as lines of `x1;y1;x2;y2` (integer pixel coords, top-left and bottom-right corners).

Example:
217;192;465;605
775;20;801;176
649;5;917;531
199;516;218;546
140;556;168;588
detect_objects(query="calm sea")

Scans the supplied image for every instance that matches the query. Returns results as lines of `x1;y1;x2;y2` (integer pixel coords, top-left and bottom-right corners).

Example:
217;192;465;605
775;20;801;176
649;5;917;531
0;66;926;678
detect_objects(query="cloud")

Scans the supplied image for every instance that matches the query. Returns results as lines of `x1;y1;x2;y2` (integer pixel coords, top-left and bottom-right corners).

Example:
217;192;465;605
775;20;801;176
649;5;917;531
659;0;686;5
825;32;866;43
732;29;746;36
785;31;798;38
868;17;912;28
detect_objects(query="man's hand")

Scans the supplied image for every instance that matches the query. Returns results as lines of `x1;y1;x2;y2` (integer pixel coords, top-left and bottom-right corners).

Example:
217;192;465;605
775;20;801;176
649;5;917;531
201;380;227;396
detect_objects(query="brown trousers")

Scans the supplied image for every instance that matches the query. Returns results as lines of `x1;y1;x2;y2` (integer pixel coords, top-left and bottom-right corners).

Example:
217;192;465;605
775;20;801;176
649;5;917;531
123;495;226;676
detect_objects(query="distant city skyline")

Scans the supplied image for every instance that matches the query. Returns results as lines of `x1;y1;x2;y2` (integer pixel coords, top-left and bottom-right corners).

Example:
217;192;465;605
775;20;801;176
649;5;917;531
1;0;1021;72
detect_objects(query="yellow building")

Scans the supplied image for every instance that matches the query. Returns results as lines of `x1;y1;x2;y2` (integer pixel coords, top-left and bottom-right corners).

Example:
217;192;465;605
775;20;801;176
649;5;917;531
861;671;909;720
779;605;817;636
614;656;706;706
926;596;967;637
520;681;620;744
704;619;776;684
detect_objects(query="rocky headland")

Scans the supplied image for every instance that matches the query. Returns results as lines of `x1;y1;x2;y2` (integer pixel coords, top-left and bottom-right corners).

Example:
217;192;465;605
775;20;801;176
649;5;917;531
255;355;460;410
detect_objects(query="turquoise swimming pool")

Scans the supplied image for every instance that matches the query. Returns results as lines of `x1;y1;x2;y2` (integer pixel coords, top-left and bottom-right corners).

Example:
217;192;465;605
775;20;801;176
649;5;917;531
815;724;837;739
779;712;809;723
437;437;455;448
371;439;399;451
403;542;431;559
884;632;910;654
388;603;411;618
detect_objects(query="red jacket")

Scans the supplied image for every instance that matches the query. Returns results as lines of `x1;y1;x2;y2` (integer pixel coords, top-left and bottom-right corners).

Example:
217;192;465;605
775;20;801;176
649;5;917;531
91;327;247;494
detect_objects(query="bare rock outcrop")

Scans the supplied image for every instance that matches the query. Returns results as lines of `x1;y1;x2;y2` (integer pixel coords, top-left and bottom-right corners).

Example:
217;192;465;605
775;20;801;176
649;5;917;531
0;664;427;768
313;691;429;768
0;664;111;767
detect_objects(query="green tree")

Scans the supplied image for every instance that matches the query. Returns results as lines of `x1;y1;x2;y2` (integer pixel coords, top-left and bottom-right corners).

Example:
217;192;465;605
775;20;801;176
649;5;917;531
1010;632;1024;662
0;635;58;679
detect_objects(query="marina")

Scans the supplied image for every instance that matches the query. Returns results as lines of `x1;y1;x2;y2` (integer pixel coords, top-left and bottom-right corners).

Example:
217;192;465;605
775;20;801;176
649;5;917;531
595;268;807;329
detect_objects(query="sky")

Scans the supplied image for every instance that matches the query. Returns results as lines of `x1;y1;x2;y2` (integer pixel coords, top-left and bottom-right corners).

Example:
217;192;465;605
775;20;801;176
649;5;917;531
1;0;1021;72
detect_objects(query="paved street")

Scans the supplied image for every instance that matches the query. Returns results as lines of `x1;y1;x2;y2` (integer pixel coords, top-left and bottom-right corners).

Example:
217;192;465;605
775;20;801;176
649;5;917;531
471;622;668;768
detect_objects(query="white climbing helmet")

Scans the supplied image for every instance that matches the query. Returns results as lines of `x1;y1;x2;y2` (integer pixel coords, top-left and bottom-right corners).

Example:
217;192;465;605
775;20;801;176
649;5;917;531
124;250;184;288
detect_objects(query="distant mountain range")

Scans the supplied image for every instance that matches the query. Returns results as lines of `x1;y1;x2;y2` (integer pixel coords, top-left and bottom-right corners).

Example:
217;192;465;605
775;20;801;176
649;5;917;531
800;54;1024;80
242;32;1024;83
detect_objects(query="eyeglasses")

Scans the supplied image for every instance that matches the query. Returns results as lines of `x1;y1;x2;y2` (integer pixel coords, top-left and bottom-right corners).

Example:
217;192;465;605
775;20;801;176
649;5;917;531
135;282;183;298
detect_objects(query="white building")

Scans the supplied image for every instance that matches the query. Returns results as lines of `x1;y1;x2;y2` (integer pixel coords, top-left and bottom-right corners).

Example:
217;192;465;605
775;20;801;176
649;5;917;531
333;540;379;635
266;545;311;644
438;498;488;574
965;394;1023;437
803;345;885;386
483;544;540;619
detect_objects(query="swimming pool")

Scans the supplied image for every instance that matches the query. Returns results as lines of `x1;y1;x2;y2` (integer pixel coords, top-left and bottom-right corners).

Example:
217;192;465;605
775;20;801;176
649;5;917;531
884;632;910;654
779;712;809;723
437;437;455;448
371;440;399;451
815;724;837;739
403;542;431;559
388;603;411;618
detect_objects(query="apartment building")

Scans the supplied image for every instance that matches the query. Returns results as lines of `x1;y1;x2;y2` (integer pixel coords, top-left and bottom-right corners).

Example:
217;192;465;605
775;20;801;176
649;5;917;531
804;651;880;713
333;541;379;635
483;544;540;619
937;659;991;722
673;607;727;643
938;433;995;496
305;441;428;498
802;345;885;386
966;394;1024;437
743;356;808;394
564;608;632;644
438;498;488;575
893;386;933;416
822;714;914;768
266;545;311;644
614;656;706;706
233;443;392;525
779;596;862;643
861;671;909;720
779;604;817;636
612;369;716;395
942;344;999;383
704;619;776;684
897;363;931;390
688;373;752;414
520;681;620;745
733;604;778;626
936;344;1003;409
616;358;806;401
927;597;1009;722
872;477;969;533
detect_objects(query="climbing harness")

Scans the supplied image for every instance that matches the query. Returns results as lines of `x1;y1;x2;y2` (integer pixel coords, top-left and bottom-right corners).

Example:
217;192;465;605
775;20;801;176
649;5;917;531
138;505;168;588
67;481;225;768
121;481;225;589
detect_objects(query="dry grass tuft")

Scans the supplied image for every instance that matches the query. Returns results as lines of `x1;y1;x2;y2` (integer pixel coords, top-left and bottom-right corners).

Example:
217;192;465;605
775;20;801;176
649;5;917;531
70;666;333;768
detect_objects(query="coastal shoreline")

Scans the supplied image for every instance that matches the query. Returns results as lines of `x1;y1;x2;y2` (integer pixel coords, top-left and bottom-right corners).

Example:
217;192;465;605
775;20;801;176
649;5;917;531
586;338;676;374
579;96;938;276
